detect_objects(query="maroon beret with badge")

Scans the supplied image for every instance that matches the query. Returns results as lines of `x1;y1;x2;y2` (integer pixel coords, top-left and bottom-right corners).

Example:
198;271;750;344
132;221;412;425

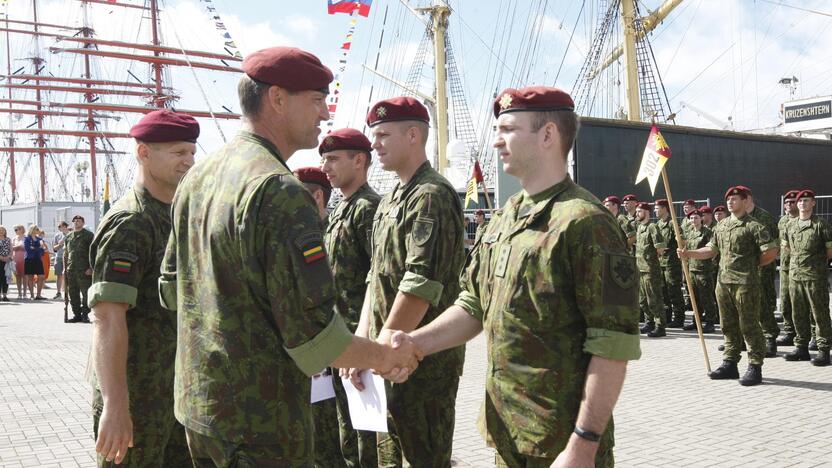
366;97;429;127
687;209;702;219
636;202;651;211
714;205;726;213
242;47;333;93
603;195;621;205
699;205;713;214
784;189;800;200
655;199;669;208
129;110;200;143
684;199;696;206
724;186;750;200
735;185;752;196
493;86;575;118
319;128;372;155
796;189;815;200
622;194;638;202
294;167;332;192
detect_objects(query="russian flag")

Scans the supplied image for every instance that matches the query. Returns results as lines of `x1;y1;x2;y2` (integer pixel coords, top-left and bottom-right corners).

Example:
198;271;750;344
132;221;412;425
328;1;372;17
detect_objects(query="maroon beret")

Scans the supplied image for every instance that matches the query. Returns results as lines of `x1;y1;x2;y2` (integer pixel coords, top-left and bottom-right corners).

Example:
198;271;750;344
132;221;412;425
724;186;750;200
319;128;372;155
796;189;815;200
493;86;575;118
129;110;200;143
687;209;702;219
784;190;800;200
294;166;332;192
475;209;485;216
735;185;752;196
714;205;727;213
622;194;638;202
683;199;696;206
655;199;669;208
636;202;651;211
367;97;429;127
699;205;713;214
603;195;621;205
242;47;333;93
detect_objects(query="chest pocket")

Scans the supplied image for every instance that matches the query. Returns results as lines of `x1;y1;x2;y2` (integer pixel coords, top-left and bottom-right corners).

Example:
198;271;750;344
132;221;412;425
373;204;403;274
796;228;817;249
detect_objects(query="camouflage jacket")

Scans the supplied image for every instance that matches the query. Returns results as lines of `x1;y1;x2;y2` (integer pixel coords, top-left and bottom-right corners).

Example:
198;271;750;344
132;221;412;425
655;217;681;267
635;221;663;274
64;228;93;272
778;214;797;271
707;213;776;285
366;161;466;383
684;225;713;273
88;185;176;428
617;213;636;240
749;205;779;272
783;215;832;281
324;182;380;332
455;176;641;458
159;132;353;447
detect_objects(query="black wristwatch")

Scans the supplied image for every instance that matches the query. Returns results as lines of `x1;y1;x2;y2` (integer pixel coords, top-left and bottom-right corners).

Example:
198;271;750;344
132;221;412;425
573;426;601;442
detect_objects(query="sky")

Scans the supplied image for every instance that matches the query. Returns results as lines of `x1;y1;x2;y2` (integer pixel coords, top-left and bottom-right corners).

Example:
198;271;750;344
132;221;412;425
2;0;831;201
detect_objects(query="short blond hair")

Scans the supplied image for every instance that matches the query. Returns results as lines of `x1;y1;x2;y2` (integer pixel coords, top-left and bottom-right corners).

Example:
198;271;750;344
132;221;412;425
13;224;23;233
27;224;39;237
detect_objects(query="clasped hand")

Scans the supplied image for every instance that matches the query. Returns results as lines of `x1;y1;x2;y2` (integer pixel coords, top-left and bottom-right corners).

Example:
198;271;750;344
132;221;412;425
342;329;423;390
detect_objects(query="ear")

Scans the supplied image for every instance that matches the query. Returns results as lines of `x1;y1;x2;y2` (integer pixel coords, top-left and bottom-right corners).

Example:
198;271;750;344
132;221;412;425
266;85;284;114
540;122;558;149
136;142;150;163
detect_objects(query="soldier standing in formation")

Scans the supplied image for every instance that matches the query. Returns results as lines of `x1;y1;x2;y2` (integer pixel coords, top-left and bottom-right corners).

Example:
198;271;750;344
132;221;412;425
713;205;728;223
776;190;800;346
623;194;639;223
654;199;686;327
89;110;199;466
320;128;381;468
782;189;832;366
160;47;420;465
635;202;667;337
680;199;696;233
681;209;717;333
64;215;94;323
604;195;636;249
353;96;466;467
393;86;640;467
744;186;781;356
680;186;778;386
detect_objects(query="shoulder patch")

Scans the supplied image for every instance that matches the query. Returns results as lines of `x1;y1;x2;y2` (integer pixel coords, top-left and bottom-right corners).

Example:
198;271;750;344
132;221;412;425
603;252;638;307
295;231;327;264
412;217;435;246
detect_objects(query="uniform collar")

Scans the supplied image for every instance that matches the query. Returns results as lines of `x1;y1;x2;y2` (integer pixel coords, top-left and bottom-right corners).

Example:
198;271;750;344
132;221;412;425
392;161;432;203
238;131;290;172
516;175;573;223
134;183;171;211
345;182;372;202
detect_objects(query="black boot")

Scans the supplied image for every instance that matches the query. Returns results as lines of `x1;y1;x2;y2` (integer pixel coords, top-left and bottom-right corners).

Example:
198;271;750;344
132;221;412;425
775;333;795;347
66;313;82;323
702;322;716;333
81;312;91;324
765;338;777;358
808;338;818;351
811;349;830;367
682;322;698;331
667;319;685;328
739;364;762;386
708;361;739;380
640;322;655;334
647;327;666;338
784;347;810;361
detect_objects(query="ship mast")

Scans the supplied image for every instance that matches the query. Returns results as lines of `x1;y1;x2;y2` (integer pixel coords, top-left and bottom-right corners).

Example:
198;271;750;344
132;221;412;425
621;0;641;121
4;13;16;203
31;0;46;201
148;0;164;107
81;3;97;200
429;1;450;173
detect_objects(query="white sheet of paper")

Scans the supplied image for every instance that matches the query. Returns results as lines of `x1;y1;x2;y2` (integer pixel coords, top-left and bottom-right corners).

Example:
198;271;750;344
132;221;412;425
343;371;388;432
310;372;336;403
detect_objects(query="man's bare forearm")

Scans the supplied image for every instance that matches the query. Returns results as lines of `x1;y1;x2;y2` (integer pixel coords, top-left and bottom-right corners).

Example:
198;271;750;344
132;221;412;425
410;305;482;356
382;291;430;334
93;302;130;406
574;356;628;433
355;288;372;338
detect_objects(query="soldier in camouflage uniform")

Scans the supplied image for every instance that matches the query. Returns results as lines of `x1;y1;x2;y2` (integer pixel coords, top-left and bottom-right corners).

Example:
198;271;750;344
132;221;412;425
680;186;778;386
159;47;420;466
654;199;686;327
635;202;667;337
680;200;697;311
89;110;199;466
701;205;719;312
713;205;728;223
604;195;636;250
744;187;780;356
294;167;345;468
782;190;832;366
319;129;380;468
64;215;94;323
397;86;641;467
681;210;717;333
776;190;800;346
353;97;465;468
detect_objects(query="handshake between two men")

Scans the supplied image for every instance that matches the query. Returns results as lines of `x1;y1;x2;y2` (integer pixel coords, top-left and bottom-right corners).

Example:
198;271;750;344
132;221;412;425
337;329;423;391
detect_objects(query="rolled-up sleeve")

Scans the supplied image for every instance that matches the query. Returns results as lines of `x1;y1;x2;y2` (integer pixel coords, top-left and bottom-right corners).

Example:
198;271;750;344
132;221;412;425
89;213;147;309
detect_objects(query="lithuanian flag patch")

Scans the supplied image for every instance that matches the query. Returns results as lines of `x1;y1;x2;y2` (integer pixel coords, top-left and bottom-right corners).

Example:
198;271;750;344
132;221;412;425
303;244;326;264
112;260;132;273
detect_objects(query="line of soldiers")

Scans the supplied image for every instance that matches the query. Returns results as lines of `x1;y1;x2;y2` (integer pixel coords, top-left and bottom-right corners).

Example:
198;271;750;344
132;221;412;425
603;185;832;387
86;45;641;468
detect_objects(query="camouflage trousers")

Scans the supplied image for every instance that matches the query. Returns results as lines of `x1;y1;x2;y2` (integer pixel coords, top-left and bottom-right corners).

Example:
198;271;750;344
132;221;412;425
378;376;459;468
789;279;831;350
639;270;665;327
660;264;685;321
758;264;780;339
689;270;718;323
92;394;191;468
185;427;309;467
333;372;378;468
716;282;766;365
494;443;614;468
65;269;91;316
312;390;345;468
780;269;794;335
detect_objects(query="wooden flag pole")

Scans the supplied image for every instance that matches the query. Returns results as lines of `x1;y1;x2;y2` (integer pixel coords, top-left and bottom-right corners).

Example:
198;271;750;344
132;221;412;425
480;180;494;211
660;167;712;374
